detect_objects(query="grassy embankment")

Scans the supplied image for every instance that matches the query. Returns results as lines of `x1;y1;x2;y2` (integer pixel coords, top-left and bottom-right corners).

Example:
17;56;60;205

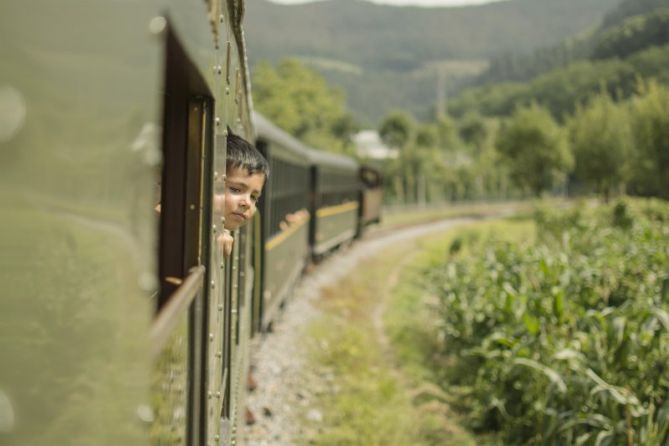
304;211;532;445
305;198;669;445
379;198;563;229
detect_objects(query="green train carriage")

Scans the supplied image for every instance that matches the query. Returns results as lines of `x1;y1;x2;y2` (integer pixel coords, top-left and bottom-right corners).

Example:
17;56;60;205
252;112;311;332
1;1;256;445
307;150;361;258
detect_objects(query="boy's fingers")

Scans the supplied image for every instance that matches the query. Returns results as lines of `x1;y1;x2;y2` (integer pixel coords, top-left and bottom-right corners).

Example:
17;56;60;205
217;232;234;257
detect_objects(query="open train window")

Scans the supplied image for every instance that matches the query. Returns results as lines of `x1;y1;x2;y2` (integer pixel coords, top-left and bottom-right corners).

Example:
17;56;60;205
158;35;213;305
361;166;382;188
151;25;214;446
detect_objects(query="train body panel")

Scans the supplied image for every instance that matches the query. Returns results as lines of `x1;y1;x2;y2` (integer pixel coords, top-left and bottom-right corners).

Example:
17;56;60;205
358;165;384;235
154;2;255;444
361;189;383;226
251;112;382;329
262;222;310;326
1;1;253;445
0;2;165;445
1;3;383;445
253;112;311;330
313;201;360;255
308;152;360;257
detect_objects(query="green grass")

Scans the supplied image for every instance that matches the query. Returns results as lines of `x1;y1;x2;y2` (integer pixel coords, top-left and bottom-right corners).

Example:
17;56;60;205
380;199;548;229
304;218;533;445
385;219;534;445
305;251;423;445
302;199;669;445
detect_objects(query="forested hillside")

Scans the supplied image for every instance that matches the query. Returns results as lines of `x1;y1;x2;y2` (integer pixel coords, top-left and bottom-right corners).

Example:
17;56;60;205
251;0;669;214
451;4;669;119
474;0;669;87
602;0;669;26
245;0;619;122
246;0;618;69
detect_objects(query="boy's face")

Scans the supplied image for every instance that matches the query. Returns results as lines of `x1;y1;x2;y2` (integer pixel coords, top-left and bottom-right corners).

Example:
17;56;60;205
223;167;265;231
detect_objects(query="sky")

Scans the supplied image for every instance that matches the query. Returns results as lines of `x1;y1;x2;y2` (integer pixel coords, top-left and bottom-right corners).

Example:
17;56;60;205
268;0;508;7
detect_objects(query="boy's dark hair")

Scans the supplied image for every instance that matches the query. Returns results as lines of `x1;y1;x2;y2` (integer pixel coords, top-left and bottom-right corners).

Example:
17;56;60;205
226;128;270;179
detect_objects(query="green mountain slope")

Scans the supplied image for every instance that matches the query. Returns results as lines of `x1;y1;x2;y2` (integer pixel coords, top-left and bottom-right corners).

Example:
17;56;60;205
475;0;669;86
244;0;621;123
449;3;669;120
601;0;669;26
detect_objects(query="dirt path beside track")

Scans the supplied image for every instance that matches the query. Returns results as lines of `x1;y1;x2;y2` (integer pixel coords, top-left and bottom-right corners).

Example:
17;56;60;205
242;217;475;445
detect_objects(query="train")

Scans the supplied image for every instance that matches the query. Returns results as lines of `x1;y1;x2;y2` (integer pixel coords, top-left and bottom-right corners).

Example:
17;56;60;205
0;1;381;446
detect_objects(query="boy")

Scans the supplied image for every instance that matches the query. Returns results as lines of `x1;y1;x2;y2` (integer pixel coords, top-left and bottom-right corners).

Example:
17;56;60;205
217;130;269;256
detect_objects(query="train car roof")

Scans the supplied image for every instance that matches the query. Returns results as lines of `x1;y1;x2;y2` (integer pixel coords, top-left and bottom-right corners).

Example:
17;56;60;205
360;163;382;174
306;146;359;171
253;111;359;172
252;111;312;159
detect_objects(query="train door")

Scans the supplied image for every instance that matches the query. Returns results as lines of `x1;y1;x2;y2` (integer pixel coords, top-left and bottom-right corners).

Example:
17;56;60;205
149;11;256;446
149;27;215;446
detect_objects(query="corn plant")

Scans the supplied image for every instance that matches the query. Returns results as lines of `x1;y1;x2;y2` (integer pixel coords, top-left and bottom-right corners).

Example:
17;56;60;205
425;199;669;445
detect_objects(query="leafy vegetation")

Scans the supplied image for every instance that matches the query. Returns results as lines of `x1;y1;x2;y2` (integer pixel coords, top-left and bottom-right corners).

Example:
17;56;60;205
473;0;669;88
591;7;669;60
455;2;669;124
496;104;572;197
378;76;669;204
569;92;632;200
450;53;653;120
627;81;669;199
252;59;357;154
419;200;669;445
601;0;669;28
248;1;669;205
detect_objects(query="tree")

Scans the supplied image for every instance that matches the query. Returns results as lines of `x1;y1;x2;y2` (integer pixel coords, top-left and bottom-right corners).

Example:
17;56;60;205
252;58;356;154
379;112;415;204
496;103;572;196
592;8;669;60
458;112;489;155
629;81;669;199
435;114;460;151
570;92;632;200
379;111;414;150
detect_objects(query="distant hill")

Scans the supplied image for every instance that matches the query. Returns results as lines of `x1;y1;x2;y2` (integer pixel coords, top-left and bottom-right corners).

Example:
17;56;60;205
446;3;669;122
601;0;669;27
473;0;669;87
244;0;621;123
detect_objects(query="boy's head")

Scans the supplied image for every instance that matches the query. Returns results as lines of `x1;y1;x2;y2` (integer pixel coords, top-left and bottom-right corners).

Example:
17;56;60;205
223;130;269;231
226;129;270;179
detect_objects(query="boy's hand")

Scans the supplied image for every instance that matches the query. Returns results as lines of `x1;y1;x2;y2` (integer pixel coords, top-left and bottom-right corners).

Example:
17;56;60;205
217;229;234;257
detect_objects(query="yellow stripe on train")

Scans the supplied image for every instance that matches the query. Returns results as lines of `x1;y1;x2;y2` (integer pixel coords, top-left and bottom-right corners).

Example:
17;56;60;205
265;216;310;252
315;201;359;218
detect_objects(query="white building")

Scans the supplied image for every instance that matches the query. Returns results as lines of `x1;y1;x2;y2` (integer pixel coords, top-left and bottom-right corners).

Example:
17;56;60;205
352;130;399;160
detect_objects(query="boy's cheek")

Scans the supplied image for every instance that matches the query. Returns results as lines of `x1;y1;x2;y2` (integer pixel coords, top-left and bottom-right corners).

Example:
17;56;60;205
213;194;225;212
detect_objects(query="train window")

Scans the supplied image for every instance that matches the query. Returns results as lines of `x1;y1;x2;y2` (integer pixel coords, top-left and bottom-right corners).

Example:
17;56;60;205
157;45;213;307
264;148;309;238
317;169;358;208
361;167;381;188
150;26;214;446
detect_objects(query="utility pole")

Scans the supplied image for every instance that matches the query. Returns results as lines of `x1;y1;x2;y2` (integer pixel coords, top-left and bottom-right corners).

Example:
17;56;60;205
436;65;446;119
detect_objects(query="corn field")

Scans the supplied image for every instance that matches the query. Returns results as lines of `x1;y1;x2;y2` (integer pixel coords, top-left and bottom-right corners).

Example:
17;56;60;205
426;200;669;445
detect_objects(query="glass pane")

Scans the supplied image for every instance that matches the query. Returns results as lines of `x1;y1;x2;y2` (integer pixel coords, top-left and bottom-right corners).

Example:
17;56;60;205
150;312;189;446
